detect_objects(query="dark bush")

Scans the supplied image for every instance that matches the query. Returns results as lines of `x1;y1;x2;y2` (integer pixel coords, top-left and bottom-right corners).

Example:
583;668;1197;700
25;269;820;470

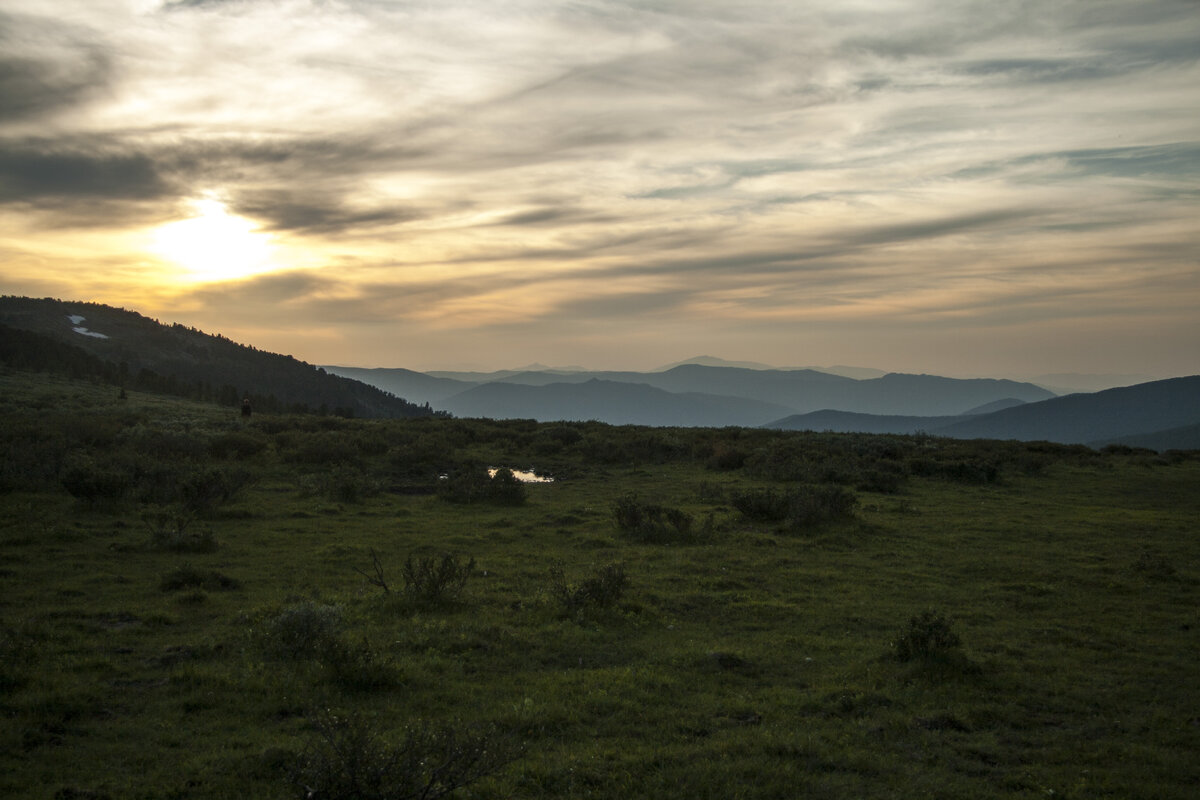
855;468;904;494
291;710;520;800
893;611;962;662
706;445;748;471
160;564;240;592
60;455;131;506
262;602;345;660
401;554;476;606
177;465;253;515
612;494;698;542
787;484;857;529
321;637;402;692
436;467;526;506
730;488;791;522
549;562;628;617
210;430;269;459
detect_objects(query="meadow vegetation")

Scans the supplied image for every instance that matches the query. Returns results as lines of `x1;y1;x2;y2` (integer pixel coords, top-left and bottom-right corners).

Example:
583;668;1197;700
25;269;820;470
1;371;1198;798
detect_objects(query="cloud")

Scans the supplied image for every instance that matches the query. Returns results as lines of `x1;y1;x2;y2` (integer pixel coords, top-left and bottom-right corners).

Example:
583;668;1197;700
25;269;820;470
0;0;1196;376
0;11;113;123
0;144;167;201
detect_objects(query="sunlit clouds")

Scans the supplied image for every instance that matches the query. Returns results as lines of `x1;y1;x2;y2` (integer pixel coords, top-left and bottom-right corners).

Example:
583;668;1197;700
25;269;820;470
0;0;1197;376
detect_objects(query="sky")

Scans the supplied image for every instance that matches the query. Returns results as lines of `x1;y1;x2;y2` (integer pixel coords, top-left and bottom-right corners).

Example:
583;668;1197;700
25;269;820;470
1;0;1198;378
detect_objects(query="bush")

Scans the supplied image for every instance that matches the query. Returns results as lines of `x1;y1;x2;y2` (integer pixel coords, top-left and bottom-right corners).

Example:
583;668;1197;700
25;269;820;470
160;564;240;592
143;505;217;552
787;484;857;529
177;465;253;515
401;554;476;606
210;430;269;459
322;637;402;692
262;602;345;661
291;710;520;800
436;467;526;506
730;485;857;529
612;494;698;543
549;562;628;617
60;455;131;507
730;488;791;522
893;611;962;662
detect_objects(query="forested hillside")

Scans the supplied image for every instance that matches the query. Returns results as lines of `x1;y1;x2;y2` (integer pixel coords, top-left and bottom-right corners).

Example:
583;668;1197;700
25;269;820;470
0;297;432;419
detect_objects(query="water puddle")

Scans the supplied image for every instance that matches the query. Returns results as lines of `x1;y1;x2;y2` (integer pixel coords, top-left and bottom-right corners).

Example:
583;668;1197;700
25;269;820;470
488;468;554;483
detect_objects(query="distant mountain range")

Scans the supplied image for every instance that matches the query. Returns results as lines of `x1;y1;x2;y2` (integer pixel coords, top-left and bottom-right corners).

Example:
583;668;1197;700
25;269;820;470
3;298;1194;449
329;362;1200;450
0;297;430;418
328;363;1058;428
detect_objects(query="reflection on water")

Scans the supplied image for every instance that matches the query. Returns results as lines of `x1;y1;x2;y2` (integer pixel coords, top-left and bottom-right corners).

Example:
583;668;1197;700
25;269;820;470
488;467;554;483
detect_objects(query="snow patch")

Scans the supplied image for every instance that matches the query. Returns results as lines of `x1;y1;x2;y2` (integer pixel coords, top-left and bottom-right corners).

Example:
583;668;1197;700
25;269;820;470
66;315;109;339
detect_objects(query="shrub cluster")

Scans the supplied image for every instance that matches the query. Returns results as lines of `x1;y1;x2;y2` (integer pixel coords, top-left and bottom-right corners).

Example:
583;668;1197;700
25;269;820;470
612;494;698;542
401;554;477;606
548;562;628;617
291;710;520;800
893;611;962;662
437;467;526;506
730;485;857;529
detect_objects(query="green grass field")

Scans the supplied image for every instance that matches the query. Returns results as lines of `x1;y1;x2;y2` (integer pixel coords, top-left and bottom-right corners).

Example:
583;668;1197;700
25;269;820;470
2;372;1197;799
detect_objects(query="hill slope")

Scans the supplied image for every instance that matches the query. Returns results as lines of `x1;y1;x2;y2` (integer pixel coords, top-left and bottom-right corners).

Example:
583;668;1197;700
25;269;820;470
0;297;430;418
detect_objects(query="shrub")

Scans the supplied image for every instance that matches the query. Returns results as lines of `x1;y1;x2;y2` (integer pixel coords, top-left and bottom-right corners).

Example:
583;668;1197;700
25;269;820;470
612;494;698;542
322;637;401;692
549;562;628;617
177;465;253;515
437;467;526;506
210;430;269;459
262;603;345;661
291;710;520;800
160;564;240;592
143;505;217;553
893;611;962;662
787;484;857;529
401;554;476;606
60;455;131;507
730;488;791;522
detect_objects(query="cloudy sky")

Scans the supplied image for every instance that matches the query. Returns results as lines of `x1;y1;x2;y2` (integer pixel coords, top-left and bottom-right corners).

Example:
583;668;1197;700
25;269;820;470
2;0;1198;377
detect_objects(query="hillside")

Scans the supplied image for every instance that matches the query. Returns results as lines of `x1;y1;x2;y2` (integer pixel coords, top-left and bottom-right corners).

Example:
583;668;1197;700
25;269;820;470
0;297;431;418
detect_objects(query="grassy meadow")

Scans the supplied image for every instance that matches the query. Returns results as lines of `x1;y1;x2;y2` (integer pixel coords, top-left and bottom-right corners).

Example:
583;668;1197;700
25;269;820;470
1;371;1198;799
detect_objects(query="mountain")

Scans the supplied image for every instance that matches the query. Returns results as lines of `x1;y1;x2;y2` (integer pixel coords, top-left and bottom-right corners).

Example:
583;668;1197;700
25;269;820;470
324;366;473;405
653;355;779;371
0;297;431;418
768;376;1200;450
437;379;796;427
935;377;1200;445
1029;372;1157;394
652;356;888;379
764;410;965;435
961;398;1028;415
330;362;1054;423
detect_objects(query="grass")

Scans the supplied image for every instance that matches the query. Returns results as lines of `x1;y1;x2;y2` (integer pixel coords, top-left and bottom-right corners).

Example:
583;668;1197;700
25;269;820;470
1;370;1198;798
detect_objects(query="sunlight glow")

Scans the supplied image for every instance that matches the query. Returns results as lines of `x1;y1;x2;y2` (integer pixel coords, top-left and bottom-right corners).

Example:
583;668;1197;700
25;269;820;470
151;196;276;283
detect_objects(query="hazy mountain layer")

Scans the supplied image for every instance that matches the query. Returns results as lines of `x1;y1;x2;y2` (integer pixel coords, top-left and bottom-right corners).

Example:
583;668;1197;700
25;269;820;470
438;379;795;427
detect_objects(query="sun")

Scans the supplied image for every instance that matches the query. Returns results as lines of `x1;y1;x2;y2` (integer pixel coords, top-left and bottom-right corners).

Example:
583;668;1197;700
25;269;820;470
151;195;276;282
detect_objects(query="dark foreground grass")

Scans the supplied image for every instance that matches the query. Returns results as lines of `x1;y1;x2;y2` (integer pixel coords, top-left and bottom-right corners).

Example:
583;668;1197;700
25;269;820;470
1;372;1198;798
